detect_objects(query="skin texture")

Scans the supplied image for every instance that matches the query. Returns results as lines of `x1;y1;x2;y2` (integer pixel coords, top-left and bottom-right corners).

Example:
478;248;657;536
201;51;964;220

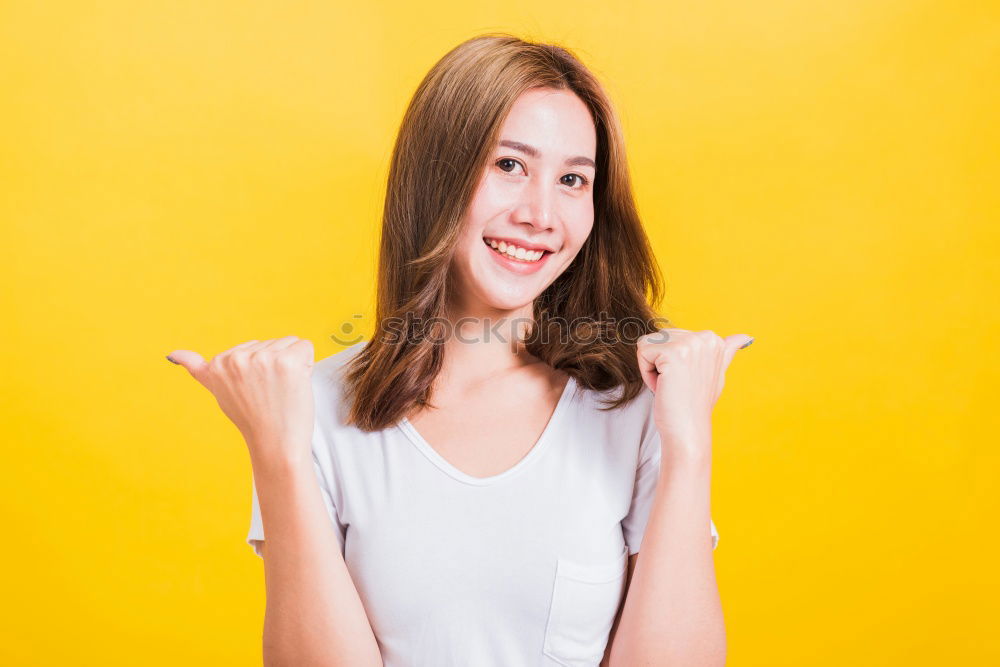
448;86;596;317
166;84;750;665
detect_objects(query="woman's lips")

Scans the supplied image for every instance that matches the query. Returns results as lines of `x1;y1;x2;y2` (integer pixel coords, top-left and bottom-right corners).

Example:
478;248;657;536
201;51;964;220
483;238;552;275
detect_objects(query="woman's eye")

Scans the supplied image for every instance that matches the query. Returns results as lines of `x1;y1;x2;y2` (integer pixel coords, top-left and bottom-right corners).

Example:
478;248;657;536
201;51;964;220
496;158;522;174
562;173;589;188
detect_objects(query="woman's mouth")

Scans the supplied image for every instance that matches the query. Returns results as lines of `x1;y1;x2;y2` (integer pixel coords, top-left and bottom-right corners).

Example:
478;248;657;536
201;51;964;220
483;238;550;263
482;237;553;274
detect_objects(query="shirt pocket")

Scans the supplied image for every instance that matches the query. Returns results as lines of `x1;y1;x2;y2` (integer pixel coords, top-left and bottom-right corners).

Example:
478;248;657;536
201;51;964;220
542;544;629;667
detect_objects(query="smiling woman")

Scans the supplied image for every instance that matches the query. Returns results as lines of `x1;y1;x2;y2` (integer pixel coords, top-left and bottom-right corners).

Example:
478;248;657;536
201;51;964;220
346;38;668;431
231;33;724;667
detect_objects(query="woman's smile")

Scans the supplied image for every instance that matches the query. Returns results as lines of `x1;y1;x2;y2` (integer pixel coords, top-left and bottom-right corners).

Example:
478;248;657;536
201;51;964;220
482;237;554;275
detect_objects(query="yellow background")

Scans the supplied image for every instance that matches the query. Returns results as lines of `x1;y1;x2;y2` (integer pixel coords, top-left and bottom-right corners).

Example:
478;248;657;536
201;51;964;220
2;1;996;664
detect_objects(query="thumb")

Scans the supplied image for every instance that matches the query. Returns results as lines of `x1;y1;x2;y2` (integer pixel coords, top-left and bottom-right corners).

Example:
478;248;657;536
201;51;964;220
721;334;754;370
166;349;209;383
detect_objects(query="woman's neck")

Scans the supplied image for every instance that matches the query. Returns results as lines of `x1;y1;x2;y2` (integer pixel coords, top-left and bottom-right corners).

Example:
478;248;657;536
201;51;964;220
433;301;540;393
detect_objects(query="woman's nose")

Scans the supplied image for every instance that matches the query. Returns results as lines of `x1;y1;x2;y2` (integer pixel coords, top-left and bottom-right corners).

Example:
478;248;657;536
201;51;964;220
515;178;556;229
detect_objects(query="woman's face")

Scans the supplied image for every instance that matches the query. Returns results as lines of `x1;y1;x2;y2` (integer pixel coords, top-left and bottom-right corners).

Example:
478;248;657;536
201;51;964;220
450;87;597;315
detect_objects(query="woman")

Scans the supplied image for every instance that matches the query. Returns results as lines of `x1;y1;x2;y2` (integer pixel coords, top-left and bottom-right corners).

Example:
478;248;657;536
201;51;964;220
168;33;750;666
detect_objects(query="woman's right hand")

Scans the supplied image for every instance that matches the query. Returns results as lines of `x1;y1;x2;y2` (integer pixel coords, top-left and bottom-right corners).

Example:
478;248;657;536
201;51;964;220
166;336;316;468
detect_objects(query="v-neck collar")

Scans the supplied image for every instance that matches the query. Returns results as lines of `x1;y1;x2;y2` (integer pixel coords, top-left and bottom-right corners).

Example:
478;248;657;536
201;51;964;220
397;374;577;487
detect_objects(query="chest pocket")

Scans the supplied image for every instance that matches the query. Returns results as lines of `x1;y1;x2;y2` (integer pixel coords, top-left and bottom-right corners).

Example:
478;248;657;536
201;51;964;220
542;545;629;666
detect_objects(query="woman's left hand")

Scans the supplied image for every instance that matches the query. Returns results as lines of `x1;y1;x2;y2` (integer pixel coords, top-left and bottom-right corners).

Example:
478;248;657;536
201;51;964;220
637;328;754;460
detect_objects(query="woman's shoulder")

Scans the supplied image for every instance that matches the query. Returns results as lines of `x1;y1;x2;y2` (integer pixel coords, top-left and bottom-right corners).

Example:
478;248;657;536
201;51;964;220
309;340;369;423
309;339;416;454
313;340;366;385
557;377;656;469
569;374;656;428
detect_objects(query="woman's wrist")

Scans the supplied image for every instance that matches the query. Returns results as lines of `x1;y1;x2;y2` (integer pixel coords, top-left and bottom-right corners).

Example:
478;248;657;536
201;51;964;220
659;437;713;480
249;442;314;481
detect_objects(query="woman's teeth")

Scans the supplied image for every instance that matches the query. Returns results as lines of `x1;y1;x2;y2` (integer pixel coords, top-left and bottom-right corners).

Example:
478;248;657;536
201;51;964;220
484;238;546;262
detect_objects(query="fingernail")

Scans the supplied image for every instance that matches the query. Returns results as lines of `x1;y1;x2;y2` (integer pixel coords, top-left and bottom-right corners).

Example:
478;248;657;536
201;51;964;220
166;355;179;364
739;338;755;349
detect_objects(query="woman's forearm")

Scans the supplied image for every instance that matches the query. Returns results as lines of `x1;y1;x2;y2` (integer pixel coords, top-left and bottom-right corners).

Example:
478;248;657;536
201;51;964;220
609;447;726;666
252;450;383;667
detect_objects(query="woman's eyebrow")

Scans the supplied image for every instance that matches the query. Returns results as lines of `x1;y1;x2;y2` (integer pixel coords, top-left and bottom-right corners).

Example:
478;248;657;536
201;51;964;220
498;139;595;169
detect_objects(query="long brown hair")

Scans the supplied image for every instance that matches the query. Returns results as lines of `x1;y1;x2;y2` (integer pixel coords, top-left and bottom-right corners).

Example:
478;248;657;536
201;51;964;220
343;33;668;432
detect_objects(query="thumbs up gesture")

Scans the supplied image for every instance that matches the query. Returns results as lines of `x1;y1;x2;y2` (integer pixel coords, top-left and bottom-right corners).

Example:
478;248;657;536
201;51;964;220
637;328;754;461
166;336;316;468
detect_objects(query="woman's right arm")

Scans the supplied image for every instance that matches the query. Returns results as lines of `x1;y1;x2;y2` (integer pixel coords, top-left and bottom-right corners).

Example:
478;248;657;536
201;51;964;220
253;452;382;667
166;336;382;666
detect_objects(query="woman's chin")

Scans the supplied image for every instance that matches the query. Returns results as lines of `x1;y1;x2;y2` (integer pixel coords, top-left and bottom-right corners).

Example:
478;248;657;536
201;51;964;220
473;286;539;314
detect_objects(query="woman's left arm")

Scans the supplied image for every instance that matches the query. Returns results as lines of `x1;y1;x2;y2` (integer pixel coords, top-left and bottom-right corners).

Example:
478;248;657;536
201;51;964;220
607;327;753;666
607;451;725;666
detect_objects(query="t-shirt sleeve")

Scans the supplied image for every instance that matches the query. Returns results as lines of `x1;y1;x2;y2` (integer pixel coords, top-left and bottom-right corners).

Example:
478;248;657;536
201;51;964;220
621;422;720;555
246;448;348;559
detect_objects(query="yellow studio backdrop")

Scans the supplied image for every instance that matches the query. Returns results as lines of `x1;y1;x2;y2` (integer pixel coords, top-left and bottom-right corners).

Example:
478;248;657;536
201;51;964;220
1;1;996;664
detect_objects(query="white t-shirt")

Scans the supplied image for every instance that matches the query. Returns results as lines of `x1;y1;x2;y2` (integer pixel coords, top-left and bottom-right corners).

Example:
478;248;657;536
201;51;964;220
247;341;719;667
